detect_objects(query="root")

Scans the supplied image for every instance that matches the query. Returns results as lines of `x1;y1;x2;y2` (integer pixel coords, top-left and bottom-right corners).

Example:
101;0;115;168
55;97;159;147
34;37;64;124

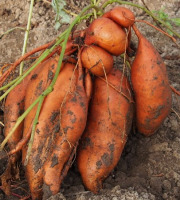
97;76;134;103
8;125;32;156
0;40;55;87
170;85;180;96
135;19;177;44
60;142;78;182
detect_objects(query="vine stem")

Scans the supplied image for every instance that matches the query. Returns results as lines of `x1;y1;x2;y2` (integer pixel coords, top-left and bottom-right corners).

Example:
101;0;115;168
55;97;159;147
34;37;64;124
0;4;97;150
0;27;25;40
101;0;180;39
24;96;44;166
0;31;66;102
0;77;20;91
19;0;35;75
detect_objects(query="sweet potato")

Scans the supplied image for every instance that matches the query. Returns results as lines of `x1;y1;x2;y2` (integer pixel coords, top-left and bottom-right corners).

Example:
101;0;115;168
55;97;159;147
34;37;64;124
4;77;30;174
81;45;113;76
103;7;135;28
131;25;172;135
42;52;92;199
22;57;61;200
77;68;134;194
3;59;47;177
85;17;128;56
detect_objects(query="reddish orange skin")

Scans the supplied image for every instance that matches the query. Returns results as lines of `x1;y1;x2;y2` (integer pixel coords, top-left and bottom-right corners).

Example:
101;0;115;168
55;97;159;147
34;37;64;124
131;25;172;135
85;17;128;56
103;7;135;28
42;61;91;199
4;59;45;174
22;58;60;200
23;59;91;199
77;68;134;194
81;45;113;76
4;79;30;167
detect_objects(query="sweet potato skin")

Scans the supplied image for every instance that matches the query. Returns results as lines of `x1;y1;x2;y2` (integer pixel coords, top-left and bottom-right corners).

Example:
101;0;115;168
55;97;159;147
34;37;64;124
103;7;135;28
131;25;172;135
3;59;47;176
4;80;29;168
81;45;113;76
22;59;91;200
85;17;127;56
42;60;91;199
22;57;61;200
77;68;133;194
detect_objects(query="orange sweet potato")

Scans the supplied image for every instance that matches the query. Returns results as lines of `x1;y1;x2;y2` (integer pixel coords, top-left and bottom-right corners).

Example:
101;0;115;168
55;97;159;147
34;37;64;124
22;56;92;199
85;17;128;56
103;7;135;28
81;45;113;76
131;25;172;135
77;68;134;193
3;58;47;177
42;53;92;199
22;57;60;199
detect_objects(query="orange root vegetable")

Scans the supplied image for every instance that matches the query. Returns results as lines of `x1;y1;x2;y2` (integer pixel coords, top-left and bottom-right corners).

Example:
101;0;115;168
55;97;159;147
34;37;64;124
131;24;172;136
3;58;48;176
85;17;127;56
77;68;134;194
103;7;135;28
4;77;30;170
21;57;62;200
42;51;91;199
81;45;113;76
84;69;93;102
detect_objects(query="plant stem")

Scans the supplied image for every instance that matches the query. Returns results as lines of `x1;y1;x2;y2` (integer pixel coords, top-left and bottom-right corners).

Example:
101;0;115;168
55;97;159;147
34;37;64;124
63;8;77;17
93;0;97;19
19;0;35;75
0;27;25;39
102;0;180;39
24;96;44;166
0;77;20;91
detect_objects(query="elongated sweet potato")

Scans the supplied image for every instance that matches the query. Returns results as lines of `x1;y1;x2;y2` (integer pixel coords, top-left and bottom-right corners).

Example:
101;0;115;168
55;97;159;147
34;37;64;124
22;57;60;200
131;25;172;135
3;59;47;177
4;77;30;174
22;56;92;199
42;53;92;199
77;68;134;194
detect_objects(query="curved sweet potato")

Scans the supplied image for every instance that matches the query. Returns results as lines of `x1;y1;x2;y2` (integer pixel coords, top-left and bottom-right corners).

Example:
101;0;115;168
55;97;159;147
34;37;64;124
77;68;134;193
22;57;61;200
3;59;47;176
131;25;172;135
42;53;92;199
103;7;135;28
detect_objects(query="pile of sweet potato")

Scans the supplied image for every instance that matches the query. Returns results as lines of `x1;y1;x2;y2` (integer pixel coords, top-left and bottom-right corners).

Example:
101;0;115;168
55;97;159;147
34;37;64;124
1;6;172;200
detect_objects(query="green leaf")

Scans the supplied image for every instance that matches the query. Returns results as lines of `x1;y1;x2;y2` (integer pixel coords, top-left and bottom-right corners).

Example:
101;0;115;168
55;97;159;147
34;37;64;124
51;0;71;30
60;10;71;23
171;18;180;26
55;21;61;30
